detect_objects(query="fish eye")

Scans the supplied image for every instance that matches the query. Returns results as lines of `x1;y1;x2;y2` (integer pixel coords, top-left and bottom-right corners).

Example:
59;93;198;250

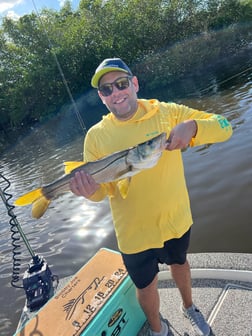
146;139;153;146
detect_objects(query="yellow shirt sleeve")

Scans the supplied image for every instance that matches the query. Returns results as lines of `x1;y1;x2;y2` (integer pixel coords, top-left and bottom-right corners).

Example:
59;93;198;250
161;102;233;146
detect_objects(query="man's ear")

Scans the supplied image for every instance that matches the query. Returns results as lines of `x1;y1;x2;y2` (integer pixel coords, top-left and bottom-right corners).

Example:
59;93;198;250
98;90;105;104
132;76;139;93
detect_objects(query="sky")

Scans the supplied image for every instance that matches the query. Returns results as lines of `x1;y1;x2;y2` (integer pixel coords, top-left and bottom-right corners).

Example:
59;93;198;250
0;0;80;20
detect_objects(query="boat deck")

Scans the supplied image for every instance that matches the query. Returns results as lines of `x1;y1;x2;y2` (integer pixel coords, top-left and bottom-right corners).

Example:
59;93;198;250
139;253;252;336
16;253;252;336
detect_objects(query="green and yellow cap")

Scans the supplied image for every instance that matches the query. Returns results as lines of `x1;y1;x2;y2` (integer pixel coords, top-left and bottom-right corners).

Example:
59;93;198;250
91;58;133;88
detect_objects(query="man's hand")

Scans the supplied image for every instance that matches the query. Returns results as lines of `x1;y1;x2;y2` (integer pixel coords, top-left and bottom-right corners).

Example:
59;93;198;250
70;171;100;198
166;120;197;151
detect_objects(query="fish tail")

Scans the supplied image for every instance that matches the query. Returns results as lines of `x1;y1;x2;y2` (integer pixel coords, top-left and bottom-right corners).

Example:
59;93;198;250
14;188;51;219
31;196;51;219
14;188;44;206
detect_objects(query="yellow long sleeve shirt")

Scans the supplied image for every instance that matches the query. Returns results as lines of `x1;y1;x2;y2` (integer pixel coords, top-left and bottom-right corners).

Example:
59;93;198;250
83;99;232;254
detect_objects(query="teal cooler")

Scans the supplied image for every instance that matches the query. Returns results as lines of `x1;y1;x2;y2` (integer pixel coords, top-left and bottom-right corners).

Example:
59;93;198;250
81;274;146;336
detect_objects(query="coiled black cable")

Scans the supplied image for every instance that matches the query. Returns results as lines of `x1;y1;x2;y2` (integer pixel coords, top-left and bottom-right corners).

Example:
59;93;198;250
0;172;35;288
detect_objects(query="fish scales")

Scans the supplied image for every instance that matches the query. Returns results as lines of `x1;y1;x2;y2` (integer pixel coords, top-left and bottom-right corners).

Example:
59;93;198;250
76;149;131;183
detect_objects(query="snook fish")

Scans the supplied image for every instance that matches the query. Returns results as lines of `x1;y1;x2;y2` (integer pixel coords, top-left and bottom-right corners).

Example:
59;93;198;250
14;132;167;219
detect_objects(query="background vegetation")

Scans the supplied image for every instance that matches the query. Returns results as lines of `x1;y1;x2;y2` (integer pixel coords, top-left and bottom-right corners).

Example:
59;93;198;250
0;0;252;139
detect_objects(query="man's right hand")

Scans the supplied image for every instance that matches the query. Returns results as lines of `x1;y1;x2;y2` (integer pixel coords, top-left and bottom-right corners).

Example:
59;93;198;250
70;171;100;198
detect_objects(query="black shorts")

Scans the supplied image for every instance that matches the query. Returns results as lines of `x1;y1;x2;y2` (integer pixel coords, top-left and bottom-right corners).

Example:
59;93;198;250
121;228;191;289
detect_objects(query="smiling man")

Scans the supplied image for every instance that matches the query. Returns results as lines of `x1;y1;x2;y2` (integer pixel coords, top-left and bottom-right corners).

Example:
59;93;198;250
70;58;233;336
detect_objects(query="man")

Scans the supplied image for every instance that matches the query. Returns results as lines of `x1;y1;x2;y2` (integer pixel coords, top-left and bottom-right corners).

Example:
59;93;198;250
70;58;232;336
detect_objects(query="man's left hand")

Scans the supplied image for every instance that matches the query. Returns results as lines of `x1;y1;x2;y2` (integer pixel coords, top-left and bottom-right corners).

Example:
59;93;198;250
166;120;197;151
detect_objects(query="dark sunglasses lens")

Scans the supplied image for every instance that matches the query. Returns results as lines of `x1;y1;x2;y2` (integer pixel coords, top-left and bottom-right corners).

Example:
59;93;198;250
99;84;113;97
115;78;130;90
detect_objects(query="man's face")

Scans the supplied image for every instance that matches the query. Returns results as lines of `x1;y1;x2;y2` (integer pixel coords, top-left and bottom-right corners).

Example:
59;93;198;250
98;71;139;121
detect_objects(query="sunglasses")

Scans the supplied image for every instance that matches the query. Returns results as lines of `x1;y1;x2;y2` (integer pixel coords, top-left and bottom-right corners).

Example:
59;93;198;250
98;76;133;97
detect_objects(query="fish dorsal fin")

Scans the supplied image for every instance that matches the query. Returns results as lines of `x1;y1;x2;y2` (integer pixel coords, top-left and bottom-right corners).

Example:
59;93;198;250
64;161;85;174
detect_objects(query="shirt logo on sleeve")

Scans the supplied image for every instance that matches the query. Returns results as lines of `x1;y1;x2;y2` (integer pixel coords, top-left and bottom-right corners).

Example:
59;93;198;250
216;115;231;130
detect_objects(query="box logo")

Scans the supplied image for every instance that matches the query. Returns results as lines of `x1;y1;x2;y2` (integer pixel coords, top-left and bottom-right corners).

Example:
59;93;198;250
108;308;123;327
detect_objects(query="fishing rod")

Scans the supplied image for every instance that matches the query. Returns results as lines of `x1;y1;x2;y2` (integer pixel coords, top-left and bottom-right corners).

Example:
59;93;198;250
0;171;58;311
198;65;252;96
31;0;87;136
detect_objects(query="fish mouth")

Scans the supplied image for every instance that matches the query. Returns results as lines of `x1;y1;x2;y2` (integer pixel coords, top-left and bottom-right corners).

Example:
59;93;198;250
160;132;168;149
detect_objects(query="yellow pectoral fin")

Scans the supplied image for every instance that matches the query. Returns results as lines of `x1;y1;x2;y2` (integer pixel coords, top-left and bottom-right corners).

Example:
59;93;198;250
32;196;51;219
64;161;85;174
14;188;43;206
117;178;131;199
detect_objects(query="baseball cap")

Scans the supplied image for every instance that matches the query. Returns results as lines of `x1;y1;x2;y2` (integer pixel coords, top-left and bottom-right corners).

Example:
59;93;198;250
91;58;133;88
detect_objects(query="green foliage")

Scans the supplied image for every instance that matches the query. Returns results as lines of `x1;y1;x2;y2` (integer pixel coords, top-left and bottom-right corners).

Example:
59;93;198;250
0;0;251;132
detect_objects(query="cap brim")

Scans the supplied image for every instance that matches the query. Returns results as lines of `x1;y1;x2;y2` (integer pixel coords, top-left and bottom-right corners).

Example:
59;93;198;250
91;67;129;88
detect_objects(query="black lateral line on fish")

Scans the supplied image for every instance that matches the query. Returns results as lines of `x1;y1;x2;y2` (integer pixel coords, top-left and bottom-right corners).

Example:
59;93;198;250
114;165;133;179
90;151;129;177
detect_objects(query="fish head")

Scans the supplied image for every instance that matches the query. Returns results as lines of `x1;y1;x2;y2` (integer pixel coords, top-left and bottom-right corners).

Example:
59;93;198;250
128;132;167;170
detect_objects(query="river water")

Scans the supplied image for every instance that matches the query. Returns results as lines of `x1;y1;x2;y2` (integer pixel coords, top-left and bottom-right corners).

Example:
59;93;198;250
0;69;251;335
